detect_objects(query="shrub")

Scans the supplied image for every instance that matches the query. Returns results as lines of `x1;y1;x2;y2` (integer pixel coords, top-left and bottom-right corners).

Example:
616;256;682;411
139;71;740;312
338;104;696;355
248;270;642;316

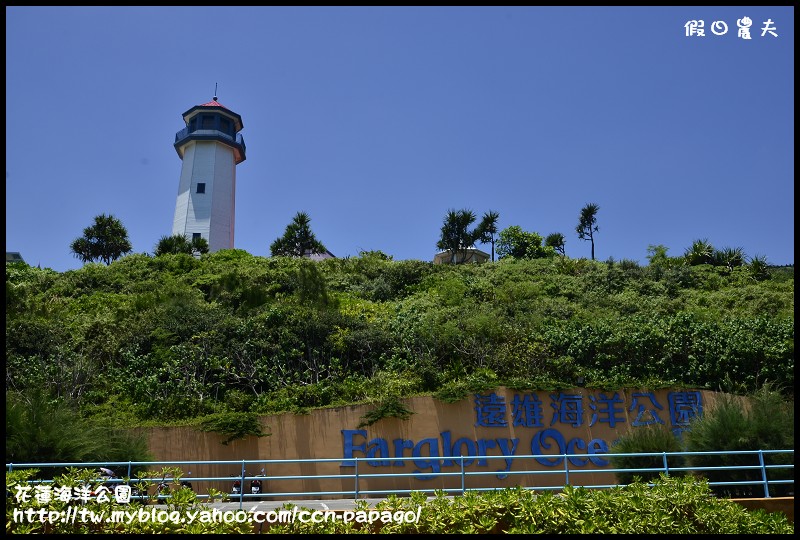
357;396;414;428
608;422;687;485
267;475;794;534
5;390;152;475
683;384;794;497
196;412;270;446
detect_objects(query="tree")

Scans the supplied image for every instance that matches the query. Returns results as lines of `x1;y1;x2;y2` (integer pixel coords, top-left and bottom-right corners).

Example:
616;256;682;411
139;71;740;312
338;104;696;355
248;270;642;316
358;250;393;261
477;211;500;262
191;236;210;255
748;254;770;282
712;247;746;271
496;226;554;260
646;244;683;275
684;238;715;266
270;211;327;257
154;234;209;257
436;209;481;264
575;203;600;260
545;232;566;256
70;213;132;265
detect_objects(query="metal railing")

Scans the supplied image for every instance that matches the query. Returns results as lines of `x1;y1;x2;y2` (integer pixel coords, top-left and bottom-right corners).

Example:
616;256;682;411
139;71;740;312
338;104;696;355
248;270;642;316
174;127;246;152
6;449;793;509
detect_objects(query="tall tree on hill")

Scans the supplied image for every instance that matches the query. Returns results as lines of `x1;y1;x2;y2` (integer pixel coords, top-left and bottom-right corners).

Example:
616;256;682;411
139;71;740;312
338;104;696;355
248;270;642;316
437;208;501;264
477;210;500;262
270;211;327;257
545;232;566;256
437;209;478;264
576;203;600;260
70;213;133;265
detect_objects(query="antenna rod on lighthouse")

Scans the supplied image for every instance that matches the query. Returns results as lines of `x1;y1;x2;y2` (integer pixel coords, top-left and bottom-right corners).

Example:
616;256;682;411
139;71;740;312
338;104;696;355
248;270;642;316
214;82;218;101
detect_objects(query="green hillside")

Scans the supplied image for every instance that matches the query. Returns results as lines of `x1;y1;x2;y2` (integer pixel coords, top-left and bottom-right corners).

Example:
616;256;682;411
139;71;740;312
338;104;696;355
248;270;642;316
5;250;794;430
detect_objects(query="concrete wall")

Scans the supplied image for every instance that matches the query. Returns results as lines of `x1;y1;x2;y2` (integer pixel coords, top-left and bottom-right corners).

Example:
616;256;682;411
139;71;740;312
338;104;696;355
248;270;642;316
143;387;730;499
730;497;794;523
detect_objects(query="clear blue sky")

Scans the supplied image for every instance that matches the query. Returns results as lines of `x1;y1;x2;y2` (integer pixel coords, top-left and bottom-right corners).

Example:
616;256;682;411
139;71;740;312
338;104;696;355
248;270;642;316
6;6;794;272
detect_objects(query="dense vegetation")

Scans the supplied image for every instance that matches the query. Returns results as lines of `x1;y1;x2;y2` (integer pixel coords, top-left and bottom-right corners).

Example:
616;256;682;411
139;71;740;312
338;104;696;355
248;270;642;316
6;250;793;433
5;468;793;534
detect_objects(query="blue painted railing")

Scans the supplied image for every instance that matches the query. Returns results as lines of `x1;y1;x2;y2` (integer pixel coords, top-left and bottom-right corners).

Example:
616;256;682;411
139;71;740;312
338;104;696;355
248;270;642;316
6;449;793;510
174;127;246;151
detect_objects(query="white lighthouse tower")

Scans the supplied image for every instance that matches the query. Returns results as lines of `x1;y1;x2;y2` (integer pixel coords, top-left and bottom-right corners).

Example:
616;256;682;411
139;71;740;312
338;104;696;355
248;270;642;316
172;94;246;252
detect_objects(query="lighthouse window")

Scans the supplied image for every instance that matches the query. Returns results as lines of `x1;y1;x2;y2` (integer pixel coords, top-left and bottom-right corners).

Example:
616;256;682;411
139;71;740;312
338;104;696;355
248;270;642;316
202;116;215;129
196;182;206;194
192;233;201;241
220;118;231;134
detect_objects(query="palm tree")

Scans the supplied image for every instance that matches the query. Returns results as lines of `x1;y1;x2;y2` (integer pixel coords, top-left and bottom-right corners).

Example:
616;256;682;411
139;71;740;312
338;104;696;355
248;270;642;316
190;236;210;256
70;214;132;265
684;239;715;266
154;234;209;257
575;203;600;260
477;211;500;262
713;246;746;271
545;232;566;256
270;211;327;257
748;254;770;281
155;234;191;255
436;209;480;264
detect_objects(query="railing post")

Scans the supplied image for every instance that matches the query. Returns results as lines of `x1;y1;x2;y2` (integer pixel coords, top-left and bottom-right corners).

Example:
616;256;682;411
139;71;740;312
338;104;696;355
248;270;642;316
662;452;669;477
240;461;245;510
758;450;770;498
460;455;465;495
563;453;569;486
354;457;359;500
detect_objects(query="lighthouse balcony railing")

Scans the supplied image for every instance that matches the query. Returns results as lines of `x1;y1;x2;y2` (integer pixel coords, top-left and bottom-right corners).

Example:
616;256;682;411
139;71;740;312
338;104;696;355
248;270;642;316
175;128;246;152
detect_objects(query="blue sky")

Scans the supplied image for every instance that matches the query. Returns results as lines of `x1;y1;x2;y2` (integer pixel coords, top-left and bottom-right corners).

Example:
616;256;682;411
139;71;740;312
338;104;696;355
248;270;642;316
6;6;794;272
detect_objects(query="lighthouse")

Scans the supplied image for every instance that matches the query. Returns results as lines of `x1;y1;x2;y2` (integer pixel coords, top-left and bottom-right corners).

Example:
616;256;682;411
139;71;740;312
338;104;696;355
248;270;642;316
172;95;246;252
